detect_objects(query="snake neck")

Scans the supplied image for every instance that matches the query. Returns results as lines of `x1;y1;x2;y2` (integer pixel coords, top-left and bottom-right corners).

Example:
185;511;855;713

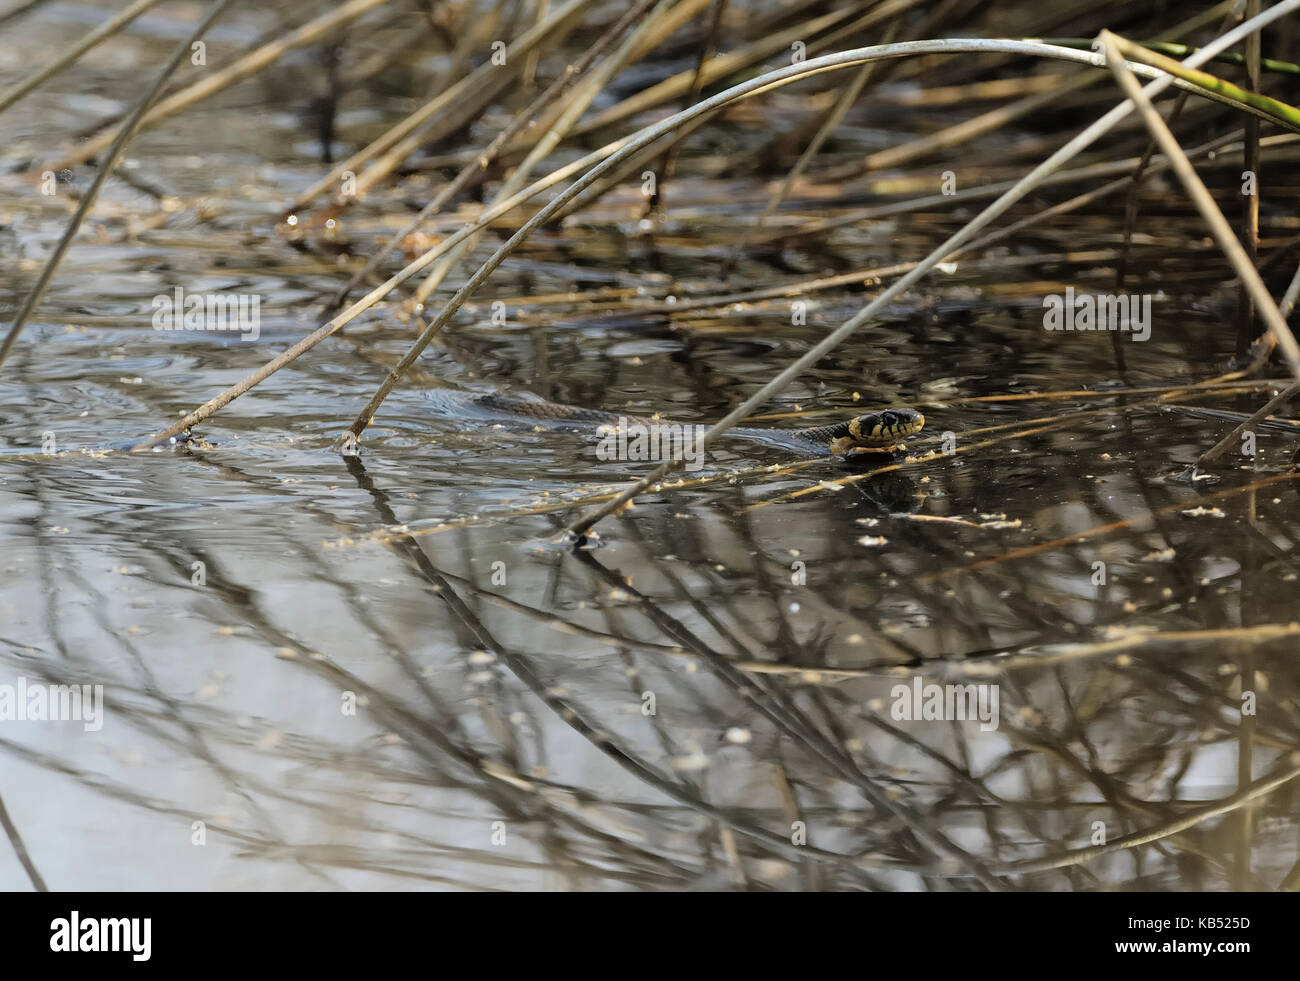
787;421;852;444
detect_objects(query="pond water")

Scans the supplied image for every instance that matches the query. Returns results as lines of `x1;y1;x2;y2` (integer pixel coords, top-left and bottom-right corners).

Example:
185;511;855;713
1;2;1298;890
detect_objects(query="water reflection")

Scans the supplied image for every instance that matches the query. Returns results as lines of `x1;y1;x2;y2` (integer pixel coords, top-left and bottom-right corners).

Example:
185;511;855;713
2;2;1299;892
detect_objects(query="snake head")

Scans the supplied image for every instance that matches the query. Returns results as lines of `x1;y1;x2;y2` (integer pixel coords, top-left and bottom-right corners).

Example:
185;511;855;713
836;407;926;455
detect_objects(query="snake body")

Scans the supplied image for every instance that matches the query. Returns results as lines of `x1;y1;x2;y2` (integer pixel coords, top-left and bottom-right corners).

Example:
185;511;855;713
433;390;925;457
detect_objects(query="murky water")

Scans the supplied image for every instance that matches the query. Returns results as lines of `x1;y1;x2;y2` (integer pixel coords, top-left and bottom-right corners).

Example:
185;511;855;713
2;3;1299;891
